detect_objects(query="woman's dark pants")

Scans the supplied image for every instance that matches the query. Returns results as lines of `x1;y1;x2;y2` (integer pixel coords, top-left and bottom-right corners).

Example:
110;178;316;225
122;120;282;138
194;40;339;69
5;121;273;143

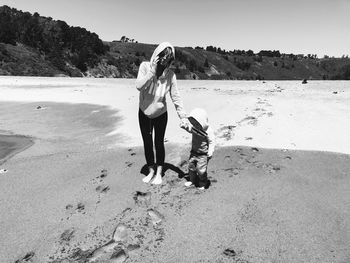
138;109;168;167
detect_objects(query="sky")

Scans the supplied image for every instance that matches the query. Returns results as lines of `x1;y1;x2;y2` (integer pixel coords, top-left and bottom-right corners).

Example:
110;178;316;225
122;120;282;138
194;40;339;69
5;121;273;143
1;0;349;57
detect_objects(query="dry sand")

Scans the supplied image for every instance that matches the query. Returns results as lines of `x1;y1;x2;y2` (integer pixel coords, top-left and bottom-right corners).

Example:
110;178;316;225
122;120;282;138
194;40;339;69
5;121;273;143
0;77;349;263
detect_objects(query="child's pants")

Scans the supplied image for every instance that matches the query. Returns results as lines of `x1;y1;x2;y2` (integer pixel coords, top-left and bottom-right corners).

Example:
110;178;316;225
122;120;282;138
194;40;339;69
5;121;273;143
188;153;208;187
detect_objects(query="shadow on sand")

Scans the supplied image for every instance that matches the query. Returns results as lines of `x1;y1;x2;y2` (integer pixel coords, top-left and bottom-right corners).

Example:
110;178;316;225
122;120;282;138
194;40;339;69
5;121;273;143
140;162;186;178
140;163;212;189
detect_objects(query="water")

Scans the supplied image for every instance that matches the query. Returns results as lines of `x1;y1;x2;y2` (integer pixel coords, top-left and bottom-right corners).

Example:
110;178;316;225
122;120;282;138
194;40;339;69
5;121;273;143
0;135;33;165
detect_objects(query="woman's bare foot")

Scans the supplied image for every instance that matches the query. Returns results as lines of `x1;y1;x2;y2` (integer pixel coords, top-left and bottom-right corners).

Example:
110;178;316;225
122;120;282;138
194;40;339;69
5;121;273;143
151;165;163;185
142;166;155;183
184;181;193;187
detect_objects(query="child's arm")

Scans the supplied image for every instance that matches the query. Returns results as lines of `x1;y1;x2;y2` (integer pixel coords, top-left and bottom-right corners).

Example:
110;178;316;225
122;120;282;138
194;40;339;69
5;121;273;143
207;126;215;158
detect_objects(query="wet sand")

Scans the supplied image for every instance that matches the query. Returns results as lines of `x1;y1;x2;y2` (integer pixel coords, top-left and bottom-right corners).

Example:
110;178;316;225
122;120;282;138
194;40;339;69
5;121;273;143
0;78;350;263
0;135;33;165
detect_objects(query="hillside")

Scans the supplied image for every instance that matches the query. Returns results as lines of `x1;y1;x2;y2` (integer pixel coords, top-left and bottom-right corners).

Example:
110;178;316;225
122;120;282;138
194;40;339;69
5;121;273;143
1;5;350;80
0;5;106;77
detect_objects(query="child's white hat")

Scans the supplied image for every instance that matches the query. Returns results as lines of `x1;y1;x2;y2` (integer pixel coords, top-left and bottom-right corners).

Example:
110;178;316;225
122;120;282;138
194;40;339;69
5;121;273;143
189;108;209;131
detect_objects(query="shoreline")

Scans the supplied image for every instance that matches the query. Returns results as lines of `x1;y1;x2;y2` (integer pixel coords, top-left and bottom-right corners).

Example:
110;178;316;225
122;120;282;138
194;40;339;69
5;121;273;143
1;78;350;154
0;134;34;166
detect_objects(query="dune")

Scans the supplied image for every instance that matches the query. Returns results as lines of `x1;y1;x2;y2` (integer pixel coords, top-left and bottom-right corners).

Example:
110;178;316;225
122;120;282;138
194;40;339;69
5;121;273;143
0;76;349;263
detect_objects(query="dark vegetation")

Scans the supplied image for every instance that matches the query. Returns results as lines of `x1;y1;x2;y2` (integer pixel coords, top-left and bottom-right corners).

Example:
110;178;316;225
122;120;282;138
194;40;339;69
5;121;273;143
1;5;350;80
0;5;106;76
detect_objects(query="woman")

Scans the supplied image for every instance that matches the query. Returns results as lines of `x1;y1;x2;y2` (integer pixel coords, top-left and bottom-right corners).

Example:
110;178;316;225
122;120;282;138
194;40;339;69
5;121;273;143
136;42;189;185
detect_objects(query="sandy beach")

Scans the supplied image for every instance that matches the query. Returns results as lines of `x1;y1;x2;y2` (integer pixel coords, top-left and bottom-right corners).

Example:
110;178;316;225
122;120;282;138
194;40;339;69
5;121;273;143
0;76;349;263
0;134;33;166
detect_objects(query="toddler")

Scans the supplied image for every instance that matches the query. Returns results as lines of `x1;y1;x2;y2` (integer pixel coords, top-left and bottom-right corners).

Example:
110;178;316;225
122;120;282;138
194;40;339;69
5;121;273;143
180;108;215;189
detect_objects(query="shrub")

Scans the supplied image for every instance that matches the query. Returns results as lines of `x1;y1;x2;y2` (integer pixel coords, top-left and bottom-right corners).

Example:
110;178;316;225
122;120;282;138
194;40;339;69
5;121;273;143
135;58;141;66
254;55;263;62
235;60;251;71
188;59;197;72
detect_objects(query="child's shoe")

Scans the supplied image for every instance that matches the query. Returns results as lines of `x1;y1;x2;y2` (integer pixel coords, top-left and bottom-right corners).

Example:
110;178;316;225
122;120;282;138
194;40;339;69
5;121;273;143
198;186;205;190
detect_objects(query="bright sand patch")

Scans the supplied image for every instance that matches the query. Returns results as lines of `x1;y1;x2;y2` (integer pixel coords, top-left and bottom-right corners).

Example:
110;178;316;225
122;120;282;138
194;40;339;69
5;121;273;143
0;77;350;262
1;76;350;154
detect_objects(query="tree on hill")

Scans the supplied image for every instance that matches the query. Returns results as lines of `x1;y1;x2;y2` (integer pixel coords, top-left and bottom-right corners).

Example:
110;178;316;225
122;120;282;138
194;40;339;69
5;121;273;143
188;59;197;72
234;60;251;71
204;58;209;67
246;50;254;56
331;64;350;80
258;50;281;57
206;46;217;52
0;7;17;45
174;48;188;64
0;5;108;74
120;36;136;43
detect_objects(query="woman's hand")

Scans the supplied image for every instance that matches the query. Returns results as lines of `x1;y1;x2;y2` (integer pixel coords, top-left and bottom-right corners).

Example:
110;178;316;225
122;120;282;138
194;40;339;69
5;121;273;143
180;118;193;133
150;56;159;75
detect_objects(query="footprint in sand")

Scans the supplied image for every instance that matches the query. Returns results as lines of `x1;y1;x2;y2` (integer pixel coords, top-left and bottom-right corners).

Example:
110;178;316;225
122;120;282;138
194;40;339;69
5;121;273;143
60;228;75;242
96;185;110;194
240;116;258;126
128;148;136;156
77;202;85;213
133;191;151;207
100;169;108;178
221;167;240;177
251;147;259;152
15;251;35;263
271;165;281;172
127;244;141;251
255;163;282;173
64;202;86;219
147;209;164;225
36;105;47;110
223;248;236;257
112;223;128;243
87;223;130;262
208;177;217;183
88;242;121;262
125;161;133;168
216;125;236;140
63;204;74;220
110;248;128;263
178;160;188;168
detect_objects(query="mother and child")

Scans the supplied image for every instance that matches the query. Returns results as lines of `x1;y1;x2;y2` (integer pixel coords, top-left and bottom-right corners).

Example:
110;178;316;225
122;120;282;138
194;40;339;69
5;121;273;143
136;42;215;189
